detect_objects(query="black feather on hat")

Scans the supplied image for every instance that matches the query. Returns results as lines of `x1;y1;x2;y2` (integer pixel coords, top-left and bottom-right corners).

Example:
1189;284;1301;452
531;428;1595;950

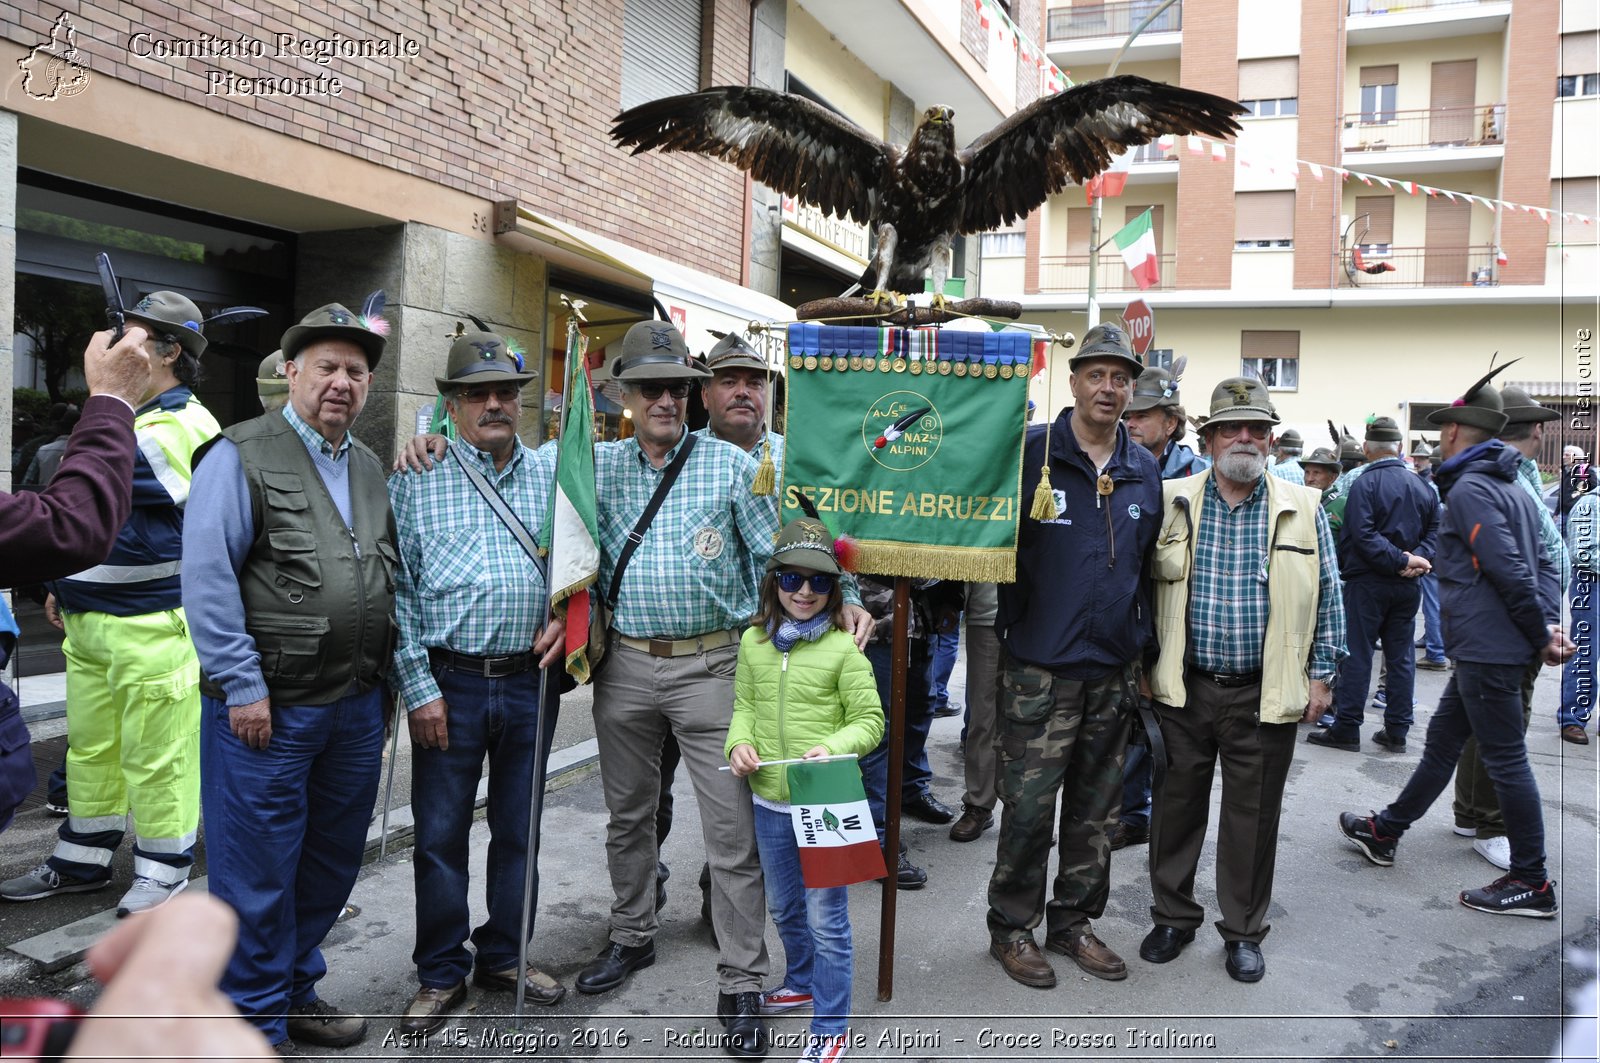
1426;356;1519;433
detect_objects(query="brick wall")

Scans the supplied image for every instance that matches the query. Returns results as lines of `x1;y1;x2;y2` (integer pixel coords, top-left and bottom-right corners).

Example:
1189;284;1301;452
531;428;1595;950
1175;0;1237;289
3;0;754;282
1501;0;1559;286
1294;0;1340;288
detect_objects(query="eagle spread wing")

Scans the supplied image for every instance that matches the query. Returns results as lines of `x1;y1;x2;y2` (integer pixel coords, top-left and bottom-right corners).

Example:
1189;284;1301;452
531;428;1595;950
957;76;1244;233
610;86;893;226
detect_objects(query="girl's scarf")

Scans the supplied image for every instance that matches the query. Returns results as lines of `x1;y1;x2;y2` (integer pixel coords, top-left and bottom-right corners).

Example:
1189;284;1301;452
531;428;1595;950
770;612;833;653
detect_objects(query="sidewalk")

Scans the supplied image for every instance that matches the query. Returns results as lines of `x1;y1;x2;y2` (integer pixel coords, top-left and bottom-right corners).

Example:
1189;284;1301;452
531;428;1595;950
3;662;1596;1061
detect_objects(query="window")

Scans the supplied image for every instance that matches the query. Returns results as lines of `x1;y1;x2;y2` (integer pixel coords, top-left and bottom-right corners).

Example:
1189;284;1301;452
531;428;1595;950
1239;58;1298;118
1144;348;1174;372
1234;191;1295;249
1559;32;1600;98
620;0;705;111
1553;178;1599;245
1354;195;1394;255
1360;65;1397;123
1241;331;1299;392
980;231;1026;257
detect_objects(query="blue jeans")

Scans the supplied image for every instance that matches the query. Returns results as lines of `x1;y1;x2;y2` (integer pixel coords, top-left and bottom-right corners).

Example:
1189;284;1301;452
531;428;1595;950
411;664;559;987
1376;661;1547;883
200;688;385;1044
1420;573;1445;661
752;803;852;1037
1330;580;1421;740
1119;742;1152;828
1560;571;1599;732
927;624;961;707
860;640;934;842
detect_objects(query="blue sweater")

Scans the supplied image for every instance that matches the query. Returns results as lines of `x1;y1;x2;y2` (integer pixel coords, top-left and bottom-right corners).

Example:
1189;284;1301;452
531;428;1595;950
1336;456;1439;581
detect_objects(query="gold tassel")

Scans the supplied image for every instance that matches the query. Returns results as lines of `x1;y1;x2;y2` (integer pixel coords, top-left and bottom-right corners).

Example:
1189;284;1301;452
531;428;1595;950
752;437;776;496
1029;464;1057;522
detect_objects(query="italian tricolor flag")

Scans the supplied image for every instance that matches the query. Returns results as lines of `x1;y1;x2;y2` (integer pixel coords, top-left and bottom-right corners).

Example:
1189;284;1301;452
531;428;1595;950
788;758;885;889
1113;208;1160;291
541;315;601;684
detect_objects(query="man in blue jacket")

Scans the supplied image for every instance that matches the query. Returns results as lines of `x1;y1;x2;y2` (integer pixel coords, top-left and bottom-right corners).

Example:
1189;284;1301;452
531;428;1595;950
986;323;1161;989
1308;416;1437;753
1340;364;1570;918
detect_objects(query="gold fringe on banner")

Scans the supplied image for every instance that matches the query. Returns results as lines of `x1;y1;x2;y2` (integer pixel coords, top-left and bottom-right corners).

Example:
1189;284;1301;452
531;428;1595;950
850;541;1017;583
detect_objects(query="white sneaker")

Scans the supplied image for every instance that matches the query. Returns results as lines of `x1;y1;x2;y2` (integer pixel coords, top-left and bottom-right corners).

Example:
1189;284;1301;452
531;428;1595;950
1472;836;1512;871
116;875;188;917
798;1034;850;1063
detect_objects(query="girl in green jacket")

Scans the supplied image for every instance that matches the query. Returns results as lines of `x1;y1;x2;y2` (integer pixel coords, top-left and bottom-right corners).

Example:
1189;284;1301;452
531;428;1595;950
726;518;883;1063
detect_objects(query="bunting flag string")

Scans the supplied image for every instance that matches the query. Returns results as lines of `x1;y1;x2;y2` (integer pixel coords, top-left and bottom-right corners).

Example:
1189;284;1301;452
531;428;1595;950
1144;135;1596;226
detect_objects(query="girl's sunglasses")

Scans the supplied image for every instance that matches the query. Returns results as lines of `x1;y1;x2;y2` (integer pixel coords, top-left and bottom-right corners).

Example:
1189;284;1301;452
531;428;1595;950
776;571;834;594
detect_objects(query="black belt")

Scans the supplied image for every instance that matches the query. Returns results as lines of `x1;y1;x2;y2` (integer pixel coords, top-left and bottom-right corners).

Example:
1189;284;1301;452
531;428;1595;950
429;647;536;678
1188;666;1263;688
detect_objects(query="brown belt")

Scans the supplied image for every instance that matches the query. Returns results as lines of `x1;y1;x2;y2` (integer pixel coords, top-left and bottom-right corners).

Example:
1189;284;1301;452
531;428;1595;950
612;628;739;658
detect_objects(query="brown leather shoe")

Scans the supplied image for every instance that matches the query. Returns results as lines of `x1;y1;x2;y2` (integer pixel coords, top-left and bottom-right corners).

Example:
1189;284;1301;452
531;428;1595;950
990;938;1056;988
949;805;993;842
473;963;567;1006
1045;926;1127;980
1562;725;1590;746
400;982;467;1035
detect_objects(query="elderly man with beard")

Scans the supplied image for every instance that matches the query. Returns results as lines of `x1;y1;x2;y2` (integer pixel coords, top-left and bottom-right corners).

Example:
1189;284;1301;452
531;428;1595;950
1140;377;1345;983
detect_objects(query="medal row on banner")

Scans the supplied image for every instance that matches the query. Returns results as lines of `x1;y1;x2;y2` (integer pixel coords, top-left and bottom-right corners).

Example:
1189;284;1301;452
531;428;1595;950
786;352;1026;378
785;323;1036;379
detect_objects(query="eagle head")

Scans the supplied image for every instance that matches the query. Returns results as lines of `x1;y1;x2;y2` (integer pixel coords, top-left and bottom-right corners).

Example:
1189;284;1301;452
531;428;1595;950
919;105;954;127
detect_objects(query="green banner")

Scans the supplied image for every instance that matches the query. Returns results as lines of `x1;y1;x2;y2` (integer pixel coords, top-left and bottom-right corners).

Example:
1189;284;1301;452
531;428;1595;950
780;324;1030;582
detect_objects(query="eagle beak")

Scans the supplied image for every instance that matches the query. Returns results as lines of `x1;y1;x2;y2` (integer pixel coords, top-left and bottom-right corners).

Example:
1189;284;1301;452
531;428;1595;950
939;106;955;123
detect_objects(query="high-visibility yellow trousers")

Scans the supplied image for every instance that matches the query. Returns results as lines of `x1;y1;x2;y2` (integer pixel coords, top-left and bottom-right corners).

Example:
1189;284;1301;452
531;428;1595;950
48;608;200;885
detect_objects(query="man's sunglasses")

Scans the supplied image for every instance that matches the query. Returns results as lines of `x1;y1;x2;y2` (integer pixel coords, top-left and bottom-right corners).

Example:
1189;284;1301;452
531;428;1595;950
776;571;834;594
637;381;692;401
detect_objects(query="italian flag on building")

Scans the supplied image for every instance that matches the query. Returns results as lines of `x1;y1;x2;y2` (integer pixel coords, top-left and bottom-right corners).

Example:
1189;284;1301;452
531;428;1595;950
541;314;601;684
787;757;885;889
1113;208;1160;290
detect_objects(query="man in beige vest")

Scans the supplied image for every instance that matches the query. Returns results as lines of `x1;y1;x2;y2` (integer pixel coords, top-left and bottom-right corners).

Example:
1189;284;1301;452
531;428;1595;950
1140;377;1345;983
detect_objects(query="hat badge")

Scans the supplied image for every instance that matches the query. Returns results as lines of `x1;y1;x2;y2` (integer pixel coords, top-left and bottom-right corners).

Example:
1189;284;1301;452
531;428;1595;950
134;296;154;313
471;339;501;361
328;309;351;325
1161;384;1174;399
649;326;675;350
1226;381;1253;406
800;524;825;547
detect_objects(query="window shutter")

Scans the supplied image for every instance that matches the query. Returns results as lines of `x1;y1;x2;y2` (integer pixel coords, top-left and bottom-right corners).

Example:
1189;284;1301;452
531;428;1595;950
621;0;704;111
1355;196;1395;244
1235;191;1296;242
1561;32;1599;77
1238;57;1299;100
1241;331;1299;361
1554;178;1600;243
1360;64;1398;87
1067;207;1092;255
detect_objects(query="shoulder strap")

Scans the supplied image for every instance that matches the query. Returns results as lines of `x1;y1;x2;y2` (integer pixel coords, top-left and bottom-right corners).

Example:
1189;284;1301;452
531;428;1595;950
452;444;549;584
608;432;698;607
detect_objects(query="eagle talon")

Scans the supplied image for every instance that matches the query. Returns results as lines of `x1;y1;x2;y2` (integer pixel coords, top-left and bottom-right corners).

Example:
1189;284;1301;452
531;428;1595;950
865;289;900;312
929;292;950;313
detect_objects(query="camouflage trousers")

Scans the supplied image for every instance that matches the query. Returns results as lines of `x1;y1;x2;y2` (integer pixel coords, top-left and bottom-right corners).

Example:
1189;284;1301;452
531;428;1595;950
986;649;1133;943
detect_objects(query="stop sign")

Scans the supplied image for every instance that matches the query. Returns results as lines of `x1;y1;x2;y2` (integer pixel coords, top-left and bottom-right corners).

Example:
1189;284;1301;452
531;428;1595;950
1123;299;1154;357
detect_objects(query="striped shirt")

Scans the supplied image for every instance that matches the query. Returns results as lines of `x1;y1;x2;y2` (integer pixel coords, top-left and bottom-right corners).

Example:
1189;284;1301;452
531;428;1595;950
1269;457;1305;485
389;440;555;708
596;428;778;639
1188;473;1344;680
1568;491;1600;577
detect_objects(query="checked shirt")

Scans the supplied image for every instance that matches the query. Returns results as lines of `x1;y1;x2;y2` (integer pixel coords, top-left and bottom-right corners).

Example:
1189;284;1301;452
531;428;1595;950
389;440;555;709
1188;473;1344;679
1516;454;1570;587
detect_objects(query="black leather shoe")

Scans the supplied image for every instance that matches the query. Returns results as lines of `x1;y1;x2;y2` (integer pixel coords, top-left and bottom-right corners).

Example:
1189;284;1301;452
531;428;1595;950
1225;940;1265;983
1371;729;1407;752
1306;729;1360;752
1109;821;1149;851
575;941;655;995
902;791;956;824
1138;924;1195;964
716;991;769;1058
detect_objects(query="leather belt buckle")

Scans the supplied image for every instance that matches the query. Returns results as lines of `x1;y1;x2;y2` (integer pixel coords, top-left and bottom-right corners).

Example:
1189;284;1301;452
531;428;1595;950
648;638;675;657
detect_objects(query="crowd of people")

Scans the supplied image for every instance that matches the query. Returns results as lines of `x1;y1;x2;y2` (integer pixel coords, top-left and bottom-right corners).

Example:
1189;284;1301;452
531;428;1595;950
0;293;1586;1062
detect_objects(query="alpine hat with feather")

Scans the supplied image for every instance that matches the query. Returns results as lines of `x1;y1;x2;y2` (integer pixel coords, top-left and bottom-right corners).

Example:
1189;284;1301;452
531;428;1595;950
1426;358;1518;434
1125;359;1185;412
281;291;389;368
436;328;539;391
1069;322;1144;377
1499;384;1560;425
610;320;711;381
125;291;268;360
1205;376;1280;426
703;332;769;374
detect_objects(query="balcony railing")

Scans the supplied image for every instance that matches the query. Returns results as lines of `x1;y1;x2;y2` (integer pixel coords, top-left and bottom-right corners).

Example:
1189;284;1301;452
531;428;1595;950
1037;252;1178;293
1349;0;1503;14
1130;141;1174;164
1046;0;1182;42
1342;105;1505;152
1339;245;1501;287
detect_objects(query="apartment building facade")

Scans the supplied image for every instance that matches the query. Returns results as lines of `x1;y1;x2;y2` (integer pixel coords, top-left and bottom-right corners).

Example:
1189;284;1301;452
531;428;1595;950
985;0;1599;462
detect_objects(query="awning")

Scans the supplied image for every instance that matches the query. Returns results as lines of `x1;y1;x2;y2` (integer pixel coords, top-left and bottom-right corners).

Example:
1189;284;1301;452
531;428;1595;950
511;208;795;360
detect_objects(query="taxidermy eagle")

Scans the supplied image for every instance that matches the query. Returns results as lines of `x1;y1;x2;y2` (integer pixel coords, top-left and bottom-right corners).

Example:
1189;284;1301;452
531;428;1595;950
611;77;1244;305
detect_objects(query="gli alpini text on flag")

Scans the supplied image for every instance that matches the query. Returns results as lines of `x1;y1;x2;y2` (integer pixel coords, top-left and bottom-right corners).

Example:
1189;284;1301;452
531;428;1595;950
1113;208;1160;291
786;756;886;889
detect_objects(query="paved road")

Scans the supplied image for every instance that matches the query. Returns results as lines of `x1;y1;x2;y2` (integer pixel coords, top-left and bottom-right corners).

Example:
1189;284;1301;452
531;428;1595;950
3;656;1596;1062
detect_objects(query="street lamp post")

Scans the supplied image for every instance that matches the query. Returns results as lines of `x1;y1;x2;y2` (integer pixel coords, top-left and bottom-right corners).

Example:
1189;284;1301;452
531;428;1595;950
1084;0;1181;327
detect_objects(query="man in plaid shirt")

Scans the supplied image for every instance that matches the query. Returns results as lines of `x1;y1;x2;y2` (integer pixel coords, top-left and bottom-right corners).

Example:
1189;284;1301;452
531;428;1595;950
1142;376;1345;984
389;331;568;1035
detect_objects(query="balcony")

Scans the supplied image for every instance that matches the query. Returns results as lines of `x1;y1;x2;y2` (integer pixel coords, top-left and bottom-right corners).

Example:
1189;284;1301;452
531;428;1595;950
1346;0;1511;46
1341;105;1506;174
1338;245;1501;287
1037;252;1177;293
1046;0;1182;65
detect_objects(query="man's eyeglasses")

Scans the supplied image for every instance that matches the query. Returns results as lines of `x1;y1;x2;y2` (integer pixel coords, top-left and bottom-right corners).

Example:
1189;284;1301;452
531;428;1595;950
1211;421;1271;440
776;571;834;594
636;381;692;401
459;384;521;405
